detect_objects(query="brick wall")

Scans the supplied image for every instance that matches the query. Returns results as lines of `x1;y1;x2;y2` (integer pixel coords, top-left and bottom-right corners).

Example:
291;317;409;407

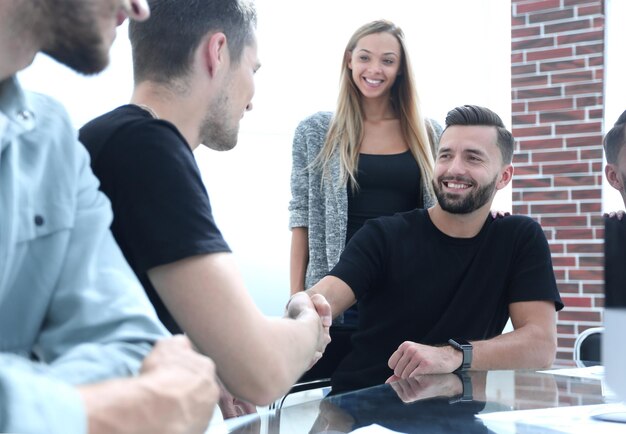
510;0;605;360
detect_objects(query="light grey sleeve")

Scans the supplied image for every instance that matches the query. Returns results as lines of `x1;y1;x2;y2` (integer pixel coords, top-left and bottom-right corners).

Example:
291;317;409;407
289;118;311;229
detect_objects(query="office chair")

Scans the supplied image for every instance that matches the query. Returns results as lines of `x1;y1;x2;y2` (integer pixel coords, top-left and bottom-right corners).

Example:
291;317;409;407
573;327;603;367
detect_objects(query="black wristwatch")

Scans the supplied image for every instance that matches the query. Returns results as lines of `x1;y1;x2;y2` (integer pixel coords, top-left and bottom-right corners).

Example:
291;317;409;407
448;338;473;371
449;371;473;404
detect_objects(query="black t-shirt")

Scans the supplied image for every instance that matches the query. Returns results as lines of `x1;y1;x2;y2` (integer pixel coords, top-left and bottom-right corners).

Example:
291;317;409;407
79;105;230;333
329;208;563;393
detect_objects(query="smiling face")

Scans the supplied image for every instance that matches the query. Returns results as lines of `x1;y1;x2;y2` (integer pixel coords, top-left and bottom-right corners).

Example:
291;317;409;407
41;0;149;75
433;125;512;214
348;32;402;101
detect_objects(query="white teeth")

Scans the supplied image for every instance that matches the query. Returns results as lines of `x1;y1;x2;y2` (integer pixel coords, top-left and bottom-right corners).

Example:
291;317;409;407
364;78;382;84
447;182;469;189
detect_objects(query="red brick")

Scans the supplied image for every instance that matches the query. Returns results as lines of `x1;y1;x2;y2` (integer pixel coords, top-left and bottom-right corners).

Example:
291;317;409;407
591;161;602;172
582;283;604;294
526;47;573;61
579;256;603;267
580;148;603;160
529;9;574;24
557;283;579;294
539;110;586;122
513;75;550;88
512;64;538;76
553;175;598;187
532;203;578;214
590;214;604;226
512;114;537;124
514;152;530;163
543;228;555;240
554;269;566;280
511;52;524;63
566;135;603;147
512;26;542;38
555;122;602;135
541;215;588;227
528;98;573;112
588;55;604;67
556;351;573;360
562;296;593;308
558;310;601;322
569;269;603;281
533;150;578;162
594;226;604;238
588;108;603;119
557;30;604;45
513;125;553;137
518;138;563;150
540;58;585;72
553;256;577;267
512;191;521;201
581;202;601;213
542;163;589;175
575;96;600;108
512;102;526;113
572;189;601;200
567;243;603;254
576;42;604;56
579;4;603;16
522;190;569;201
564;0;598;5
564;82;603;96
545;19;592;35
549;243;565;254
514;165;541;176
555;228;595;239
558;337;576;348
594;69;604;81
515;0;561;14
515;177;552;188
558;324;576;334
512;37;555;51
512;10;527;23
515;87;562;99
551;70;594;84
593;16;604;29
513;204;529;214
594;298;605;308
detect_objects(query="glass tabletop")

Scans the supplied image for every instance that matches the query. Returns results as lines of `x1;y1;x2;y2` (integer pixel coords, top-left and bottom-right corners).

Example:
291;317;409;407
209;363;618;434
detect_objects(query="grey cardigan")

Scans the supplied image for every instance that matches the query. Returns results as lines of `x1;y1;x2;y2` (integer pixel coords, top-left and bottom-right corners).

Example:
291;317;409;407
289;111;440;290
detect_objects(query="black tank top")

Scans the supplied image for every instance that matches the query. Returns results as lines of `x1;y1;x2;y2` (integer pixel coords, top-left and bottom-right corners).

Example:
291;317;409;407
346;150;422;243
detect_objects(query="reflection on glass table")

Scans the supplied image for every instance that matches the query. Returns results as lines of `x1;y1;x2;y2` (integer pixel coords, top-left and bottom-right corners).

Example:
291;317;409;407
208;363;619;434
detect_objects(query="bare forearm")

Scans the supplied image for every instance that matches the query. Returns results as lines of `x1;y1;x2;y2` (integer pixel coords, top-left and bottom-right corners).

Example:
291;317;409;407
290;227;309;295
471;325;556;370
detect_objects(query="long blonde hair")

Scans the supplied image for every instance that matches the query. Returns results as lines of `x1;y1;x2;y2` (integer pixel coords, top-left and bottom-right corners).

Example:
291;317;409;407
316;20;435;192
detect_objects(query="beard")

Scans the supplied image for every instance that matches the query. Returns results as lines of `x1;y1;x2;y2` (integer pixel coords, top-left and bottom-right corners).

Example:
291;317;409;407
41;0;112;75
199;86;240;152
432;174;497;214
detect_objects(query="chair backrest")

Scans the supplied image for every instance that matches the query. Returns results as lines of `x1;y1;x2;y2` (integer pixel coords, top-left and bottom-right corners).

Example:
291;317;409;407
574;327;604;365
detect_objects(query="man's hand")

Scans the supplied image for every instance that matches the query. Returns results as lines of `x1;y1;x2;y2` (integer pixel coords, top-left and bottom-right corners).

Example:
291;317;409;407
81;335;219;434
604;210;625;220
137;335;219;432
388;374;462;403
286;292;332;367
387;342;462;379
218;382;257;419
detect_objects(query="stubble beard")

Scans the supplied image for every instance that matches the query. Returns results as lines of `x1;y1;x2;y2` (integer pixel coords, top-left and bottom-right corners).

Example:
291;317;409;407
432;175;497;214
199;89;240;152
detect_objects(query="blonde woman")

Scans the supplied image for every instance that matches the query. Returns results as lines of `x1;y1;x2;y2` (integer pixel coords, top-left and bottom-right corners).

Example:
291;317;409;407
289;20;440;380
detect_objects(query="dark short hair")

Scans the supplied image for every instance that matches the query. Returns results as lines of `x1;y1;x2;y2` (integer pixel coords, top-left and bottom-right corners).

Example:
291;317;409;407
443;105;514;164
604;110;626;164
129;0;257;84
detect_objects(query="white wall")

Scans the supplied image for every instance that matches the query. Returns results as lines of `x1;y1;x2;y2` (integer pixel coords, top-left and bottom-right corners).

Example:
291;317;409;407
18;0;511;315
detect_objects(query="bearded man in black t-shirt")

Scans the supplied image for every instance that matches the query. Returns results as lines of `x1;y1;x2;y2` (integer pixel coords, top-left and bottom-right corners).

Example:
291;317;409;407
304;105;563;393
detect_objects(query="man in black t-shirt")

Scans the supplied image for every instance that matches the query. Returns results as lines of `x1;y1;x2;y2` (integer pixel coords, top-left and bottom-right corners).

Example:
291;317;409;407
304;105;563;393
79;0;331;413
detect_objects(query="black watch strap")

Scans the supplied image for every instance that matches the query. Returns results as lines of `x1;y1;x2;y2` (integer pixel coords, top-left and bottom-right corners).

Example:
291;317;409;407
448;338;473;371
449;371;473;404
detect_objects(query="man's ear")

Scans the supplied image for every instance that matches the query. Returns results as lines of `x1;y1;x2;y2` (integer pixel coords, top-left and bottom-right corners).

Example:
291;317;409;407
606;163;624;192
496;164;514;191
203;32;228;78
